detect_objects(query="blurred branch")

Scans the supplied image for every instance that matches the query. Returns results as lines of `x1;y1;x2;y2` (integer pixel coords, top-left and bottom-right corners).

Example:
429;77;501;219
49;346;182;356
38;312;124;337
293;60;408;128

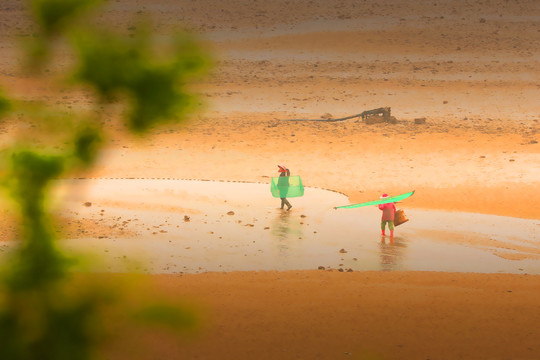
0;0;212;358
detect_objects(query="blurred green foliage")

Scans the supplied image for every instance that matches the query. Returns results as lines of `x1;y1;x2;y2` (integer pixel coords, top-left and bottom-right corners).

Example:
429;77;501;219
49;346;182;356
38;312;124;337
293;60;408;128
72;28;209;132
26;0;102;69
31;0;102;35
0;0;209;358
132;303;198;331
4;151;65;284
0;275;110;360
0;90;11;116
0;149;103;360
72;124;102;166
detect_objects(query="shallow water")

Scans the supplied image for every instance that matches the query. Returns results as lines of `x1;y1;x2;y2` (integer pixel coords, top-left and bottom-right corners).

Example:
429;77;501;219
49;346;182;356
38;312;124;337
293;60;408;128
3;179;539;275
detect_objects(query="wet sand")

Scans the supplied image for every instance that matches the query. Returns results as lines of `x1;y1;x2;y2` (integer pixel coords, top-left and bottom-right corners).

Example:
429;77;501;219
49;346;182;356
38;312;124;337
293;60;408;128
29;179;540;275
1;0;540;359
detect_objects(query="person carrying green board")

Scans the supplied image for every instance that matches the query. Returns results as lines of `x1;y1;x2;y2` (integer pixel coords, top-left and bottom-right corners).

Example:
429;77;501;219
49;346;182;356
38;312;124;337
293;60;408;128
334;190;415;238
277;164;292;210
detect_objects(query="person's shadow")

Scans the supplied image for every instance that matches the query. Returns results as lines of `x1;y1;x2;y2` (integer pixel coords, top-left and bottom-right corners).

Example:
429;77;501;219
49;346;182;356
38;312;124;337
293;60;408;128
379;236;408;271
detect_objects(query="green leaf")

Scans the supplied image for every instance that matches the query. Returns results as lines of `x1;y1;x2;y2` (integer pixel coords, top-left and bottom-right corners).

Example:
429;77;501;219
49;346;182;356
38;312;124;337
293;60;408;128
132;304;197;332
72;28;210;132
31;0;102;35
0;91;11;117
73;125;102;165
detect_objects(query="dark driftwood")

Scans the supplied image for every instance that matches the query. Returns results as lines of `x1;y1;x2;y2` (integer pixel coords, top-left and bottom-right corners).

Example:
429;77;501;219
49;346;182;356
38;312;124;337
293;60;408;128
279;107;392;122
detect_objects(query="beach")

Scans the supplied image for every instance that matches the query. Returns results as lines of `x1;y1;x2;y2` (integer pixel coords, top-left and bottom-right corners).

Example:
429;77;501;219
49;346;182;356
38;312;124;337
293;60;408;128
1;0;539;358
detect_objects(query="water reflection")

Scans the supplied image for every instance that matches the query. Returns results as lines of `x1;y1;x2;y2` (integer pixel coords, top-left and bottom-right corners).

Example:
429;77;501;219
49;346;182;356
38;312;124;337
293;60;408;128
379;236;408;271
270;210;304;259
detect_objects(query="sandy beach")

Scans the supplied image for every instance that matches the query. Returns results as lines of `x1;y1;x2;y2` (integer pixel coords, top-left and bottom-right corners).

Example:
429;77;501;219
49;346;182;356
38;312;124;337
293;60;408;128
1;0;539;358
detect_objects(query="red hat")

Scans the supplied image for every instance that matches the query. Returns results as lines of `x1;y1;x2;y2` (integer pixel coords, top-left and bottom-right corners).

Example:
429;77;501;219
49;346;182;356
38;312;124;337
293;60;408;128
380;193;389;199
278;165;287;172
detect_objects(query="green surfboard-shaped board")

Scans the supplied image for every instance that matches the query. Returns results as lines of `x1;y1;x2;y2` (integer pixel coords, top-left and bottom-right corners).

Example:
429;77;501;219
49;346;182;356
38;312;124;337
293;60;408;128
335;190;415;209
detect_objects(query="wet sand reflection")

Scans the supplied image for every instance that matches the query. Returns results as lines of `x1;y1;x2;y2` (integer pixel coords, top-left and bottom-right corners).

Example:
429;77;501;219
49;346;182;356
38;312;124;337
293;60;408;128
270;210;304;263
379;236;408;271
27;179;540;274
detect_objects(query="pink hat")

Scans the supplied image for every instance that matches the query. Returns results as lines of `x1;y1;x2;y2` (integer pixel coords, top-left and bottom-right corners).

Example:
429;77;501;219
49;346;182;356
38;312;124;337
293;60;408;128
380;193;389;199
278;164;287;172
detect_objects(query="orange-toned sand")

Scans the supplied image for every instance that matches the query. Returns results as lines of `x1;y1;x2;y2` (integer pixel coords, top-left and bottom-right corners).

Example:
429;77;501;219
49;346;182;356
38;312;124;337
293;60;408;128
1;0;539;359
104;271;540;360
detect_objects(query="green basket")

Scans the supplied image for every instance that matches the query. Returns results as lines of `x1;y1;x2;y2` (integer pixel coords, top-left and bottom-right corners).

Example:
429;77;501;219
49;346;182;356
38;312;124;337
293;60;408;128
270;175;304;198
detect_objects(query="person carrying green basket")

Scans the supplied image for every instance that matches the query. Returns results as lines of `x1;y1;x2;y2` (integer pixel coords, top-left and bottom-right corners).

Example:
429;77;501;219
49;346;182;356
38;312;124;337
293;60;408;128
277;164;292;210
270;166;304;209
